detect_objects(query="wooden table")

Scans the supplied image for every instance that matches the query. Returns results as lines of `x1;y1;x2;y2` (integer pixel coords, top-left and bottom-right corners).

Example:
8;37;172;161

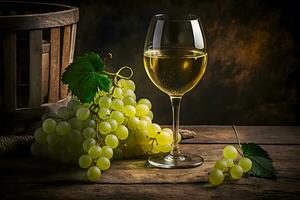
0;126;299;199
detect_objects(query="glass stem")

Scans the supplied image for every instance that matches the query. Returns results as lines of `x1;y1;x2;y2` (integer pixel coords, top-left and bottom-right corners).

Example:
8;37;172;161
170;96;182;157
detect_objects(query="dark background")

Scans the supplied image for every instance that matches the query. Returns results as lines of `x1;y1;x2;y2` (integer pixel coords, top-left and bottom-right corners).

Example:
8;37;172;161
23;0;300;125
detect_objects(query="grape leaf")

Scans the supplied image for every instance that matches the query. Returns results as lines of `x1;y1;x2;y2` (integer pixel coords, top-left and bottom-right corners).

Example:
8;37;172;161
62;52;111;103
241;143;277;180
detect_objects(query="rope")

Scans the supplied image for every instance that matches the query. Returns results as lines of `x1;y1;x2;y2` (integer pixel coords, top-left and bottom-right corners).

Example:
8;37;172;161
0;135;34;156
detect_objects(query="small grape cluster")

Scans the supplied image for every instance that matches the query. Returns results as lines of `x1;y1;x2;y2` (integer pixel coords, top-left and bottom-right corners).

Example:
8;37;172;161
31;78;177;182
208;145;253;186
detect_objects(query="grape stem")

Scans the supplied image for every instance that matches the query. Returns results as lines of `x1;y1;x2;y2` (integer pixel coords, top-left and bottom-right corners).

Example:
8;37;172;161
232;125;244;156
103;66;134;86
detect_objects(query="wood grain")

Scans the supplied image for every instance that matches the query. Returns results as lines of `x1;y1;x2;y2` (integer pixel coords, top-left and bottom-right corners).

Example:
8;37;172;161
179;125;300;145
2;33;17;110
0;2;79;31
0;145;298;184
60;25;71;99
48;28;60;103
28;30;42;107
0;126;299;200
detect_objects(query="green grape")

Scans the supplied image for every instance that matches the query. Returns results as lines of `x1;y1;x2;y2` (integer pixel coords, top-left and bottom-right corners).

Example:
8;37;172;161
67;99;80;111
47;133;60;146
123;105;136;117
83;119;96;129
127;116;140;130
107;119;118;132
135;130;148;144
98;107;110;120
138;98;152;109
117;79;126;88
151;144;160;154
122;116;129;125
48;143;60;159
83;127;96;139
157;131;172;145
56;121;71;136
96;156;111;170
209;169;224;186
115;125;129;140
98;96;112;108
88;145;102;159
57;107;71;119
178;132;182;142
123;89;136;99
31;142;42;156
238;157;252;172
70;129;82;144
73;104;82;114
110;111;125;124
141;116;152;124
137;119;148;131
42;118;57;134
79;154;92;168
122;96;136;106
68;117;83;130
162;128;172;134
230;165;243;179
83;138;96;152
101;146;113;159
113;148;123;160
99;121;112;134
214;160;228;172
223;145;238;160
87;166;101;182
76;107;90;121
159;144;172;153
152;123;161;132
224;158;235;167
112;87;123;99
111;99;124;111
105;134;119;149
124;79;136;91
34;128;47;144
147;125;158;138
148;123;161;137
147;110;153;120
141;143;151;153
136;104;149;117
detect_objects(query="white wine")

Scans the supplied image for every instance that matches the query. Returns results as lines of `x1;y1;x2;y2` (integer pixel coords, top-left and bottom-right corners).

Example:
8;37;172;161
144;49;207;96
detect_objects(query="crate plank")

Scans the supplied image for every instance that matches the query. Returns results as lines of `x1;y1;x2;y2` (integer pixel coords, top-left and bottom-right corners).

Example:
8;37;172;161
2;33;17;110
48;27;61;102
28;30;42;107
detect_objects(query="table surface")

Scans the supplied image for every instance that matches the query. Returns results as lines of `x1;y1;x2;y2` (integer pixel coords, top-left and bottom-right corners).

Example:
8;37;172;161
0;125;299;200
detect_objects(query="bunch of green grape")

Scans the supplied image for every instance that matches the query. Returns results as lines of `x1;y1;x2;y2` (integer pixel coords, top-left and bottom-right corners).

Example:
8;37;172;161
208;145;253;186
31;78;177;181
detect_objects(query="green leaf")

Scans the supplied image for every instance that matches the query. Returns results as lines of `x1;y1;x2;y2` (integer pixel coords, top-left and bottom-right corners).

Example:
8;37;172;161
62;52;111;103
241;143;277;180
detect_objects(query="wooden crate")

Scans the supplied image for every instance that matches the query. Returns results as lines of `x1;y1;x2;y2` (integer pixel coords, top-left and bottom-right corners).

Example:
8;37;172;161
0;1;79;130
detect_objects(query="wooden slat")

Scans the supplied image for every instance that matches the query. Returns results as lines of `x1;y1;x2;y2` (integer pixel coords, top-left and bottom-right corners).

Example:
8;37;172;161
48;27;60;102
60;25;71;98
179;125;300;145
69;23;77;63
0;2;79;31
0;145;298;184
3;33;17;110
28;30;42;107
41;52;49;103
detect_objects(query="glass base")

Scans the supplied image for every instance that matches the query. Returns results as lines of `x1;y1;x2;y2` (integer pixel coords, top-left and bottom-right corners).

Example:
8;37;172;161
148;153;204;169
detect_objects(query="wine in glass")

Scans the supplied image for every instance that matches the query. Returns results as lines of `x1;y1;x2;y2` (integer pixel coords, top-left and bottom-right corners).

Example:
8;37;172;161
143;14;208;168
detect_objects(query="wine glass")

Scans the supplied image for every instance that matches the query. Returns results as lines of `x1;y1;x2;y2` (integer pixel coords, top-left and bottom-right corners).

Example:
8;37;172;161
143;14;208;168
